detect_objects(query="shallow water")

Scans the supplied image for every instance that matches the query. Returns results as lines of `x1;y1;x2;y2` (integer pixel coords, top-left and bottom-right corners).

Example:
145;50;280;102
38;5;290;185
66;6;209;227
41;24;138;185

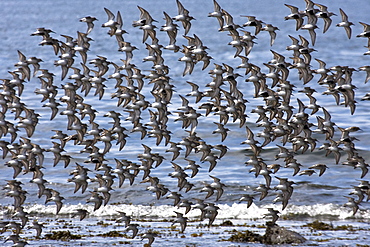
1;0;370;246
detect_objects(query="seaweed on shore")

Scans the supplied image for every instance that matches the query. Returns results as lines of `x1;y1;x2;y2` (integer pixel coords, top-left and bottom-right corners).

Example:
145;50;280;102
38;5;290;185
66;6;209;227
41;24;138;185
303;220;355;231
96;230;128;237
44;230;82;241
227;229;263;243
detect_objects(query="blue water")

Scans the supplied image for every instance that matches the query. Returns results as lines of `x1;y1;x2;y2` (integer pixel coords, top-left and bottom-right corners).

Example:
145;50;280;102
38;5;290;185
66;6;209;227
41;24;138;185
1;0;370;246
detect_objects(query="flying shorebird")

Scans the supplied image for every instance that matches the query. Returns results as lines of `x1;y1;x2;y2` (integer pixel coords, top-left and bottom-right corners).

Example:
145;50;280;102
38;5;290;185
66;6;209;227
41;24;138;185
336;8;354;39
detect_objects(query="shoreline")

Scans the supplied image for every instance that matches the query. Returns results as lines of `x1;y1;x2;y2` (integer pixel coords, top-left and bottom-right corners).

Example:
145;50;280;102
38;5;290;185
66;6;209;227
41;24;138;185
1;215;370;246
2;202;370;246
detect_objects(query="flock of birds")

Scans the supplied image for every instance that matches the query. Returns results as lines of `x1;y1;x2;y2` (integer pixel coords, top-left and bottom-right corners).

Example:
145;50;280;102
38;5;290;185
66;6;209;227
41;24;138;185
1;0;370;246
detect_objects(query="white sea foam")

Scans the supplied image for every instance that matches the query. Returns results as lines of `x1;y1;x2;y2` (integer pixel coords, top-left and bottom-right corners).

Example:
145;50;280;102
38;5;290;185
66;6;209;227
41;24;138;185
3;202;367;221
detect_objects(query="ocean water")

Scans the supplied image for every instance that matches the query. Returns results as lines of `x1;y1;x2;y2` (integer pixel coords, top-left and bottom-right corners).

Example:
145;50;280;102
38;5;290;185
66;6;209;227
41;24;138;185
1;0;370;246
